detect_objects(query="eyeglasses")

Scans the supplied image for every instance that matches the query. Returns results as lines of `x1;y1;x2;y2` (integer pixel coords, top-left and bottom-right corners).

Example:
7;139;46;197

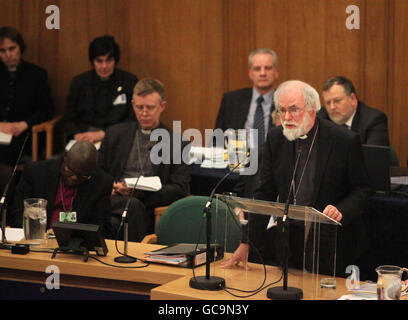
133;104;159;113
324;95;348;107
64;163;91;181
277;106;304;117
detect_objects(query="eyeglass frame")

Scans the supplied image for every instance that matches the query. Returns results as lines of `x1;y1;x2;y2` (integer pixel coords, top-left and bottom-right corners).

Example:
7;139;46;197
64;161;92;181
276;105;305;117
133;103;161;113
324;95;349;108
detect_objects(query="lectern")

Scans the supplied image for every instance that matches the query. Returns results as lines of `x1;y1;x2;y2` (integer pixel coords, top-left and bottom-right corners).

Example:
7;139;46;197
218;194;341;299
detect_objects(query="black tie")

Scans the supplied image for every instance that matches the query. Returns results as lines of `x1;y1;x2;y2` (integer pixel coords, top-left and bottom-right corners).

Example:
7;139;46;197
254;95;265;145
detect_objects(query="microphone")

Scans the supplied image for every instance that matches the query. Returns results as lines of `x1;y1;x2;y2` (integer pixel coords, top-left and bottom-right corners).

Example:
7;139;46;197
114;175;141;263
189;162;241;291
120;176;141;223
267;148;303;300
1;132;30;247
282;149;302;230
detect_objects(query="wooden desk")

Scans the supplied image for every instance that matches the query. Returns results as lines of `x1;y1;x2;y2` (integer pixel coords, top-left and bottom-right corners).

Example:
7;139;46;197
0;240;193;296
151;259;351;300
0;240;352;300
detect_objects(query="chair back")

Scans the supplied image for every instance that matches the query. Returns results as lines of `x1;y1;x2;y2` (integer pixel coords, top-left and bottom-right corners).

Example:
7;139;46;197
155;196;241;253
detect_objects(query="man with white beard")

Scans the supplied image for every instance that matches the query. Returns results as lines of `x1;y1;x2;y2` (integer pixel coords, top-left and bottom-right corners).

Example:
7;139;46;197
222;80;372;280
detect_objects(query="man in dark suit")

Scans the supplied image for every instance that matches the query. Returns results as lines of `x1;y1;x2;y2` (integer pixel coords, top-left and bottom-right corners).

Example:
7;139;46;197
214;48;279;146
0;26;54;192
63;35;138;144
222;80;371;279
11;141;113;237
319;76;389;146
99;78;190;242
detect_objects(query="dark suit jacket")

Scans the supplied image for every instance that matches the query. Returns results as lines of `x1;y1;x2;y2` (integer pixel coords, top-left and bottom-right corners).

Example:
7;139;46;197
0;60;54;164
98;121;190;209
0;60;54;126
11;157;113;237
252;118;371;275
318;101;389;146
215;88;274;131
63;68;138;141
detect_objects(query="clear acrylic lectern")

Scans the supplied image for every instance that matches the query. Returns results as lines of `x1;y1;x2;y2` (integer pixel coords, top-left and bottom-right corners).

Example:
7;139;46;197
216;194;341;299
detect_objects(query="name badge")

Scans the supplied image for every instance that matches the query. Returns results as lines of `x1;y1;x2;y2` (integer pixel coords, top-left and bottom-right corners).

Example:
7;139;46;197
59;211;77;223
113;93;126;105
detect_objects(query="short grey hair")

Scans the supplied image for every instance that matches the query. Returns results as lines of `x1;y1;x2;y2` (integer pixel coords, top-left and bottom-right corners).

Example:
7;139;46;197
248;48;279;69
274;80;321;112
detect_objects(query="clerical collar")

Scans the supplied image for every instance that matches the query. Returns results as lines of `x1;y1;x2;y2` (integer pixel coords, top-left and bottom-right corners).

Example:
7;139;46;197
140;128;152;135
298;120;318;141
7;66;17;72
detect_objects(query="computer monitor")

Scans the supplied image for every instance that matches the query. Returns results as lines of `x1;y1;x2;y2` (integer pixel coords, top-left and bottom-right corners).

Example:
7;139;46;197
52;222;108;258
362;144;390;192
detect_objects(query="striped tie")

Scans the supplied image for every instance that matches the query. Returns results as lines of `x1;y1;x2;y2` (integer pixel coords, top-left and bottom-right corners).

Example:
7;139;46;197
254;95;265;145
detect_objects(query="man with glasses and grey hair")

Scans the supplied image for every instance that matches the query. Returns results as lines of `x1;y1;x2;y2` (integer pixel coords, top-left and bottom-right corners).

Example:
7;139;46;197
319;76;389;146
99;78;190;242
222;80;372;280
215;48;280;146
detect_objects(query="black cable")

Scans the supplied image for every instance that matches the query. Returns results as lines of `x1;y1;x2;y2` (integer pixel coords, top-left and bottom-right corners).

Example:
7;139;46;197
89;255;150;269
29;246;151;269
220;195;286;298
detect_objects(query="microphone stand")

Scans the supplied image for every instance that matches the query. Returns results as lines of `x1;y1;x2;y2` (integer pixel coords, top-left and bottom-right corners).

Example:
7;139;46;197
267;150;303;300
114;176;141;263
189;162;240;291
1;132;30;249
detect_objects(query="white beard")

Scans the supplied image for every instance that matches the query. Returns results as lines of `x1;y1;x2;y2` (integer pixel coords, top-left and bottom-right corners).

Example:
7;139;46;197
282;112;311;141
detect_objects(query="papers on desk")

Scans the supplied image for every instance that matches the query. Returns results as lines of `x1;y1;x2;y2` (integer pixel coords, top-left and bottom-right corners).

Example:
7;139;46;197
338;282;377;300
0;132;12;145
189;146;228;168
124;176;162;192
144;243;222;268
0;228;24;241
391;176;408;185
65;139;101;151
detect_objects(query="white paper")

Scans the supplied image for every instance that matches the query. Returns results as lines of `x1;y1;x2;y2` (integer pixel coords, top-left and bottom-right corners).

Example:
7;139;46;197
113;93;126;105
65;139;101;151
0;228;24;241
391;176;408;185
124;176;162;192
0;132;12;145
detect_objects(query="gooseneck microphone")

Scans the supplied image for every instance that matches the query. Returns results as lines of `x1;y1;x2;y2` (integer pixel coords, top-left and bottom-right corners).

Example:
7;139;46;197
1;132;30;248
282;149;302;230
189;162;241;291
267;149;303;300
114;175;141;263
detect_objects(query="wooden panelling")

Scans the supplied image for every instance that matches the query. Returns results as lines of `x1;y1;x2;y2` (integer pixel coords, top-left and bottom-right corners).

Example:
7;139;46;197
0;0;406;163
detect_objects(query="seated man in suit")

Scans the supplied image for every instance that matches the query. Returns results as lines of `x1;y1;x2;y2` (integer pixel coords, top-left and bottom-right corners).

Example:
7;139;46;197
215;48;279;147
0;26;54;193
98;78;190;242
319;76;389;146
11;141;113;237
222;80;372;279
63;35;138;144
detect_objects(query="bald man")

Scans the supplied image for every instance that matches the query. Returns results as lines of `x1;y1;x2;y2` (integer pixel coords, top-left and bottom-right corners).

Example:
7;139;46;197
11;141;113;237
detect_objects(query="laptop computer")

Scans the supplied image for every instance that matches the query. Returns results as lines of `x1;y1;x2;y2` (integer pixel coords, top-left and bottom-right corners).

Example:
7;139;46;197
362;144;390;193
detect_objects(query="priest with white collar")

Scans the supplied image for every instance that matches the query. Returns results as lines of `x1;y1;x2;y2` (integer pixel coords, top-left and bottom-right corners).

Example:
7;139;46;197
98;78;190;242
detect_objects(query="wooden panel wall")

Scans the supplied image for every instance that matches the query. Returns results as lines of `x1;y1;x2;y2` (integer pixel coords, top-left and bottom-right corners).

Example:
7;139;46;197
0;0;407;164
